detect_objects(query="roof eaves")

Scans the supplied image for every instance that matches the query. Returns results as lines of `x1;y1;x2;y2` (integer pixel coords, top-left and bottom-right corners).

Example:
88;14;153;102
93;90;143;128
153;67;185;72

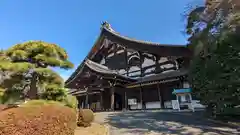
65;27;106;85
102;27;187;48
85;59;118;74
85;59;136;81
136;69;188;84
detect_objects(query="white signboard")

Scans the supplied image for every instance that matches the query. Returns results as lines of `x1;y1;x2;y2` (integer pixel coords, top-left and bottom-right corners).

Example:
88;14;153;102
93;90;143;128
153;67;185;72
172;100;180;110
128;99;137;105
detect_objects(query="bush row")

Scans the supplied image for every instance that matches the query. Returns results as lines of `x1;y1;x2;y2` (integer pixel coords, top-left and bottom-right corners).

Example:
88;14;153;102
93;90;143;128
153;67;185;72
0;103;76;135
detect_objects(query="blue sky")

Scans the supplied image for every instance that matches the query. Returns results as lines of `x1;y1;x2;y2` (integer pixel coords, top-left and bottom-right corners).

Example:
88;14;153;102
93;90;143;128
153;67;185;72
0;0;201;80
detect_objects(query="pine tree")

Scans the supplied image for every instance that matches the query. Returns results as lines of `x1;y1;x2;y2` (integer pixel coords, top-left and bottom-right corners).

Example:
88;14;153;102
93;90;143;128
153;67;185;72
0;41;73;100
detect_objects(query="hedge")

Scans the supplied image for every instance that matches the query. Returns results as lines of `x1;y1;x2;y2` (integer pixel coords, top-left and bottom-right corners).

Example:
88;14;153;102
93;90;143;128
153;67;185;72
21;98;77;109
0;104;76;135
77;109;94;127
20;99;65;107
64;95;77;109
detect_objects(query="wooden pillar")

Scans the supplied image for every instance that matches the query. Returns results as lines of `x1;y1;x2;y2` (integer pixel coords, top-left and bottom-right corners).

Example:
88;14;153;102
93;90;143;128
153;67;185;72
81;99;84;108
125;90;127;110
139;87;143;109
157;83;162;108
110;87;115;111
77;96;80;109
139;52;143;110
180;76;184;88
100;92;103;111
139;51;143;77
85;93;89;109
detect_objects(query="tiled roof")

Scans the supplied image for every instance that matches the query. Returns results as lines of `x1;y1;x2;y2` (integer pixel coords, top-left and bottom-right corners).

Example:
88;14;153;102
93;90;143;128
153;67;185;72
127;69;188;86
65;22;191;86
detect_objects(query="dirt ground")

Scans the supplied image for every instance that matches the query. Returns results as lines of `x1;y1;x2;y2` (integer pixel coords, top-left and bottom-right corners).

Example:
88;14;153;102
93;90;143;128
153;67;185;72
75;123;109;135
94;111;239;135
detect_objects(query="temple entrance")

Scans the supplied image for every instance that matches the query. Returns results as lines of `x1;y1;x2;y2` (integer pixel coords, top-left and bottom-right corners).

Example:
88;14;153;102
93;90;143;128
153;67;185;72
114;93;123;110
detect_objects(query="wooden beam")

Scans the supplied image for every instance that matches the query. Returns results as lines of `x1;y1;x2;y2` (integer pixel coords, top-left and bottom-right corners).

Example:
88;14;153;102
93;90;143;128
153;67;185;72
125;48;129;77
90;72;133;83
127;69;141;74
155;55;160;73
126;78;180;88
73;91;100;96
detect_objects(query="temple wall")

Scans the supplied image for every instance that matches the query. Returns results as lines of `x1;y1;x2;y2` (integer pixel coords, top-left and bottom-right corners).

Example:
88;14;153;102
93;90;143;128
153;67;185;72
101;46;180;78
94;40;183;79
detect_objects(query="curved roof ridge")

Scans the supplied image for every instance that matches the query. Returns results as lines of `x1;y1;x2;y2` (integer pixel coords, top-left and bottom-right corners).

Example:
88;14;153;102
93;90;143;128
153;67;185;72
102;23;186;47
85;59;136;81
85;59;118;74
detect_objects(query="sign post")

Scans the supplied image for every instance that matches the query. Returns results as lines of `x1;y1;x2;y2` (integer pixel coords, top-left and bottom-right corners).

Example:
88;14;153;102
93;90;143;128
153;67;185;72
128;98;137;105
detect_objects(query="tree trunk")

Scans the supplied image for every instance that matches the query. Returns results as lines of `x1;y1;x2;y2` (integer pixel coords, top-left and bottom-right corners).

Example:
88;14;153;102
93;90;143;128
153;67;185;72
28;72;38;99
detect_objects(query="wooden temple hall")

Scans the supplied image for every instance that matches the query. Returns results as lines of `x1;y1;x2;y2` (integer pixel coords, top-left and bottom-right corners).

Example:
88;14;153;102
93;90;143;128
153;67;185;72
65;22;192;112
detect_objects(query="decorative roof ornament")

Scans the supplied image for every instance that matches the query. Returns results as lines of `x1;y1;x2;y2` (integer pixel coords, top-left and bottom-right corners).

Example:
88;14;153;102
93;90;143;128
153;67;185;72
101;21;115;32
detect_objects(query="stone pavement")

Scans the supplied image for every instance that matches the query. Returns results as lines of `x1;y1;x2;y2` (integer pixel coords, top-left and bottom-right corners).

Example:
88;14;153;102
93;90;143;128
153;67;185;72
94;110;239;135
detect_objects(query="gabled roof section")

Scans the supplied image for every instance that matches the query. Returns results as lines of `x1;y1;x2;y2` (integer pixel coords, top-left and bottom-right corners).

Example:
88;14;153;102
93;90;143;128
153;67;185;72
65;58;135;87
100;22;191;57
87;21;191;59
65;22;191;85
102;22;181;46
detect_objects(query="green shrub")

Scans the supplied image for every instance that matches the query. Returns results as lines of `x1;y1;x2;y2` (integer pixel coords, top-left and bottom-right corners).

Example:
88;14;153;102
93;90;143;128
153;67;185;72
20;99;65;107
0;89;22;104
40;86;67;102
0;104;76;135
64;95;77;109
77;109;94;127
0;89;3;104
217;107;240;120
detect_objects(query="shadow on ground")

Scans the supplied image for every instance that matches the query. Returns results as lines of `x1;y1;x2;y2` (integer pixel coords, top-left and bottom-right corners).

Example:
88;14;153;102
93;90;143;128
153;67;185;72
104;111;238;135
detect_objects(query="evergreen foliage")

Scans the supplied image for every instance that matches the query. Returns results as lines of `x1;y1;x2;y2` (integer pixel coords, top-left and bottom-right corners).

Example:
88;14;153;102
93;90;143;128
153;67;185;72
186;0;240;117
64;95;78;109
0;41;74;102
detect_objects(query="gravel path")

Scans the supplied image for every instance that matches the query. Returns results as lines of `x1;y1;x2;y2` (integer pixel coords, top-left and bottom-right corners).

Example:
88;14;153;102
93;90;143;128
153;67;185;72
94;110;239;135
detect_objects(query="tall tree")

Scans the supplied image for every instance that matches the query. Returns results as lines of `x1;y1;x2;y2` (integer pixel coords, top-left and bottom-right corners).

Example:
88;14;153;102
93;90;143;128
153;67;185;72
0;41;73;100
186;0;240;116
